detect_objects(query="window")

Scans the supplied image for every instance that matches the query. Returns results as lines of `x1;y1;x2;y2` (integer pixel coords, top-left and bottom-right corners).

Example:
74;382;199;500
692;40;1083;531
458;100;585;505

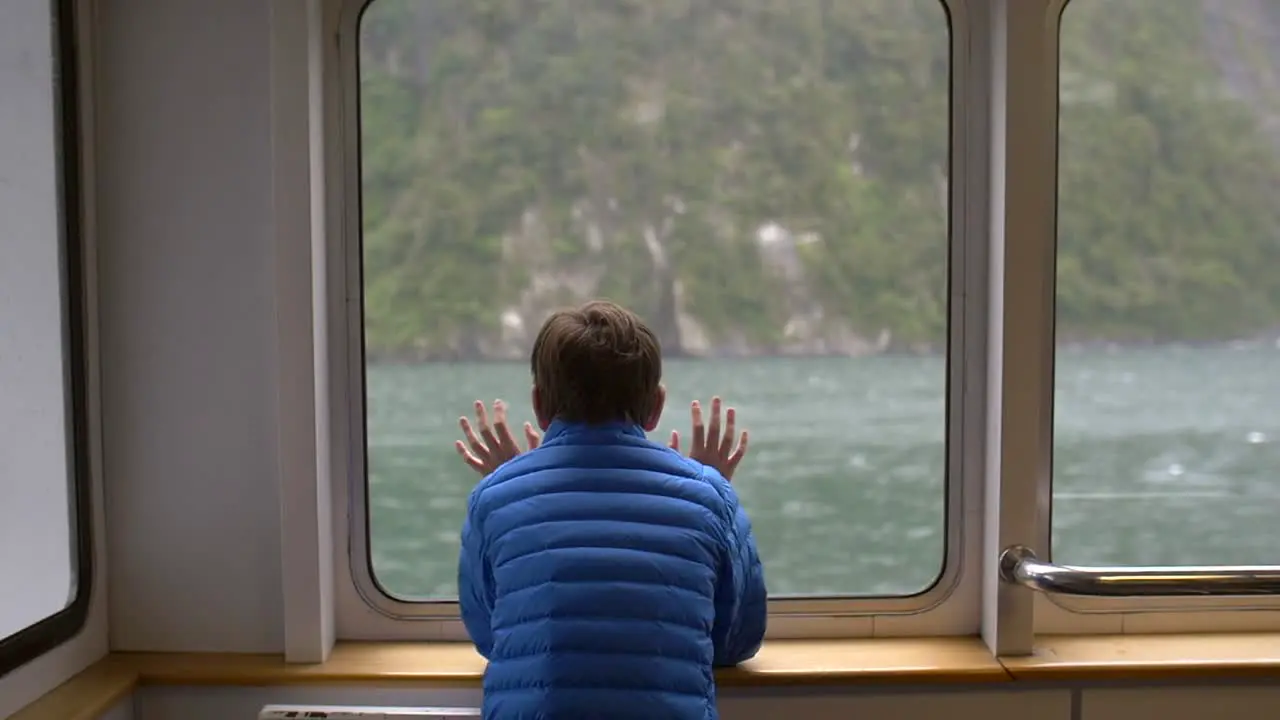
0;0;92;677
331;0;1280;642
1053;0;1280;569
348;0;964;619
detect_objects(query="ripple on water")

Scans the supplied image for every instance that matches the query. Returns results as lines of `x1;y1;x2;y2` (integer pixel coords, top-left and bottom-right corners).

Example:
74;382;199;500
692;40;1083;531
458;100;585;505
428;496;461;510
372;555;414;576
371;493;406;511
376;456;429;470
1140;457;1187;485
780;500;826;519
367;436;427;449
905;525;935;540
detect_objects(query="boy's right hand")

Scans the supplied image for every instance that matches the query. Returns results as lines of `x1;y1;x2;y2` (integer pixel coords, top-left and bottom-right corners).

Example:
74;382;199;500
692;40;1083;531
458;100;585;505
668;396;749;481
455;399;541;475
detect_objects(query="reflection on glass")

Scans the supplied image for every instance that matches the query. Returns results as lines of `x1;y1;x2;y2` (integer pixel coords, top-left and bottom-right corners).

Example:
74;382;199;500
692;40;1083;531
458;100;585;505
0;0;76;641
359;0;952;599
1053;0;1280;566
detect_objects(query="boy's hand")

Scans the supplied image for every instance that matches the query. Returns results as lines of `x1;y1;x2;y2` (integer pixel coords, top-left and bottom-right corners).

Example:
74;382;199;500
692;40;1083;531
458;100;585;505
455;399;541;475
668;396;749;481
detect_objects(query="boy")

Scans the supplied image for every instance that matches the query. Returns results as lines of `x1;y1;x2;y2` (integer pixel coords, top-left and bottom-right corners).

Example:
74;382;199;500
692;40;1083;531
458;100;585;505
453;299;767;720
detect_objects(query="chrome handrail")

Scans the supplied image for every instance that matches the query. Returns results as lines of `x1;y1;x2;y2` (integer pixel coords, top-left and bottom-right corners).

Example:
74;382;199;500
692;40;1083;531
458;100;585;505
999;545;1280;597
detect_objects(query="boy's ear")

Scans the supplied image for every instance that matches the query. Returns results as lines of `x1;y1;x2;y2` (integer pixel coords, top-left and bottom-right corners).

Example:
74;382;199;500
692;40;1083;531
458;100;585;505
641;383;666;432
531;385;552;431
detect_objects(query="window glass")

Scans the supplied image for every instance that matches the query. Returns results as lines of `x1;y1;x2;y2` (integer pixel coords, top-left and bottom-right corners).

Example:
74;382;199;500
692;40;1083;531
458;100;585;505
359;0;951;599
0;0;79;643
1054;0;1280;566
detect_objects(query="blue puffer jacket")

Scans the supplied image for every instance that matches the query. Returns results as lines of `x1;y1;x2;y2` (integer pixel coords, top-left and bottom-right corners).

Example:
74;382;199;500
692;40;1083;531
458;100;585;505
458;419;768;720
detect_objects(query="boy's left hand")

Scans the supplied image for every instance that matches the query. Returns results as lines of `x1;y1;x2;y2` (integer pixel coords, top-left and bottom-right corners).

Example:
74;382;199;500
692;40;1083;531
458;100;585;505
668;396;749;481
454;399;541;475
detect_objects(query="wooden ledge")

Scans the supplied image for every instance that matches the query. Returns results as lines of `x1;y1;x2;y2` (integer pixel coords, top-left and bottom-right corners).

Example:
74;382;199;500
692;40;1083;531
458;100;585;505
24;634;1280;720
124;637;1009;688
720;638;1007;686
11;637;1007;719
9;658;137;720
1002;633;1280;682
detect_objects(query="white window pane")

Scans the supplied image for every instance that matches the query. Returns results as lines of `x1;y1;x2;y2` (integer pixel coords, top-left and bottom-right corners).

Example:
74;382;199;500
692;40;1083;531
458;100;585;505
359;0;950;599
1053;0;1280;566
0;0;76;641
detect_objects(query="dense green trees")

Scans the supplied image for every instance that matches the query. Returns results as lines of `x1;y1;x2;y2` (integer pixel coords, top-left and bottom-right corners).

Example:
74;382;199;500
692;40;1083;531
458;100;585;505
358;0;1280;360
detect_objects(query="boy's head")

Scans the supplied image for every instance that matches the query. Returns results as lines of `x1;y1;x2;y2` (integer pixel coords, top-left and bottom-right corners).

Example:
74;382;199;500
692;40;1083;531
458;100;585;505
529;299;665;431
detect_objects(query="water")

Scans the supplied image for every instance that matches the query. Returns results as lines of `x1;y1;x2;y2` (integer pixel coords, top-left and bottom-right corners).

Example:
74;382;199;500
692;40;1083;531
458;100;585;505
366;346;1280;599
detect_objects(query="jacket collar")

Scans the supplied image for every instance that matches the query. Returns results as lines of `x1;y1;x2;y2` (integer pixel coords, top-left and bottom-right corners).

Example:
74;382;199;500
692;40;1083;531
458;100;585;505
542;418;647;442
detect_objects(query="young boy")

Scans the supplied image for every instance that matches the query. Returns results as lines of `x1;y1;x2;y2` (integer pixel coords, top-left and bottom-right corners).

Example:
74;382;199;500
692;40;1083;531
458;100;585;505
453;299;767;720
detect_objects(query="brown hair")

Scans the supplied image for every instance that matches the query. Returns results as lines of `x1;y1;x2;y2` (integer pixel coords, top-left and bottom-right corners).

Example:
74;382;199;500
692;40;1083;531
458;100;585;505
530;300;662;425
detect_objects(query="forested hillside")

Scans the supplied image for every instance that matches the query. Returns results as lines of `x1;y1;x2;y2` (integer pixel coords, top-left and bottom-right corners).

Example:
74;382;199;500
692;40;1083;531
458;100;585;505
357;0;1280;361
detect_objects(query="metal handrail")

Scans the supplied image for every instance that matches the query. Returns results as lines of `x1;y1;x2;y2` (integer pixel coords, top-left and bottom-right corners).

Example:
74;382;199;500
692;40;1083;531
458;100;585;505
999;545;1280;597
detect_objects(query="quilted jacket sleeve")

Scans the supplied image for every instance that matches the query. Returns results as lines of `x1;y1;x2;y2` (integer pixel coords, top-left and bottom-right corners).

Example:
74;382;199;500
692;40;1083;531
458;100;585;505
707;467;768;666
458;487;495;659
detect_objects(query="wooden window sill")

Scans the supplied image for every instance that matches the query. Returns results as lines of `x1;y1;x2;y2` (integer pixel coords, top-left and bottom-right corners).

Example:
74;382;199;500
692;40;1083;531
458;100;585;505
122;637;1006;687
1002;633;1280;682
18;634;1280;720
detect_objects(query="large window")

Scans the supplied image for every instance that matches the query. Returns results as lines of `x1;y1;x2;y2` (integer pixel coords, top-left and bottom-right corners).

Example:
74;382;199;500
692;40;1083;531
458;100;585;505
0;0;91;677
1053;0;1280;568
353;0;955;605
338;0;1280;640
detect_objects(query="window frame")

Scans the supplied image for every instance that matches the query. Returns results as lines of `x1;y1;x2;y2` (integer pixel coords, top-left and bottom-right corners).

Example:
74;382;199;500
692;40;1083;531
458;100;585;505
331;0;986;640
1003;0;1280;636
0;0;94;679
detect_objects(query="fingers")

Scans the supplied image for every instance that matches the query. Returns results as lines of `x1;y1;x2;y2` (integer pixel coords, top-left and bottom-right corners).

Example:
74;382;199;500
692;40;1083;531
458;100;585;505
723;430;749;479
475;400;501;451
491;399;520;457
691;400;706;452
718;407;736;457
462;399;541;469
668;429;680;451
707;397;722;451
454;439;488;473
706;394;727;450
459;416;489;461
523;422;541;450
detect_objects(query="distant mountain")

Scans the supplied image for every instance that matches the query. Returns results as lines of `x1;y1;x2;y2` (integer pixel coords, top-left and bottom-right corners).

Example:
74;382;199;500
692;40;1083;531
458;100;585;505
358;0;1280;361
